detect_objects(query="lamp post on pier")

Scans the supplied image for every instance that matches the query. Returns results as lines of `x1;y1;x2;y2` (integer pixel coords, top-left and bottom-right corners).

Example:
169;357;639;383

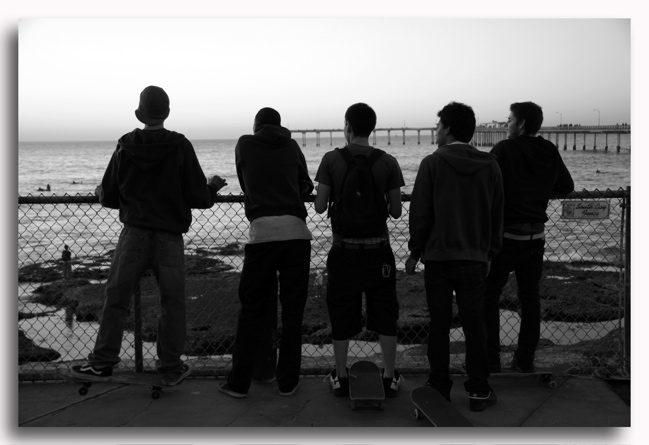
556;112;562;126
593;109;600;126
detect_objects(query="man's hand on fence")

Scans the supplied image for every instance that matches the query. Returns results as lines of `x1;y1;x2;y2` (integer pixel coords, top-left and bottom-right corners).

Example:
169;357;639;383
405;257;419;275
208;175;227;191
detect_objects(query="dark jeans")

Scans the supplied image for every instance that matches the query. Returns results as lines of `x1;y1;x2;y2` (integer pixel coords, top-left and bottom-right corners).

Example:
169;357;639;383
424;260;491;397
484;237;545;366
227;240;311;393
89;225;186;374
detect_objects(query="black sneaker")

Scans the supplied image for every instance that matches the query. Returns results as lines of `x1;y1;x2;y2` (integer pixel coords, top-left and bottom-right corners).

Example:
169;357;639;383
71;364;113;380
469;390;497;411
217;382;247;399
381;369;403;398
279;380;301;397
326;368;349;397
161;364;191;387
510;357;535;373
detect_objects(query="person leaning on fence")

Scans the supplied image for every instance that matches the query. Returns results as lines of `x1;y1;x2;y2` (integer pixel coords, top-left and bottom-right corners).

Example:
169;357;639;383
314;102;405;398
71;85;227;386
483;101;574;374
217;107;314;399
405;101;503;412
61;244;72;279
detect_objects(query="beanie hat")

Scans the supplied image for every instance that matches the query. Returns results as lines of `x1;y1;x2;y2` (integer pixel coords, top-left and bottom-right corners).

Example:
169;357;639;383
254;107;281;127
135;86;170;125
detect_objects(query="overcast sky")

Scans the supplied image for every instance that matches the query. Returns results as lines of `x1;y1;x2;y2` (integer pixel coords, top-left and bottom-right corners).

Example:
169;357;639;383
19;18;629;141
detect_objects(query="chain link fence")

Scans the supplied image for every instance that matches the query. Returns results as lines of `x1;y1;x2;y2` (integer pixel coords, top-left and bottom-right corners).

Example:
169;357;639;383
18;189;630;380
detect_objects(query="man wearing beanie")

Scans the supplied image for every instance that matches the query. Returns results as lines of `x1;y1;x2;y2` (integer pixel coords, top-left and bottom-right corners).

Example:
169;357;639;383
72;85;227;386
217;107;313;398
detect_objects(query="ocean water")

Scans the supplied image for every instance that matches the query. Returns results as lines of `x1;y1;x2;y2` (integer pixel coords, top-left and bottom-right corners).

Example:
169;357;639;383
18;134;630;269
18;133;631;196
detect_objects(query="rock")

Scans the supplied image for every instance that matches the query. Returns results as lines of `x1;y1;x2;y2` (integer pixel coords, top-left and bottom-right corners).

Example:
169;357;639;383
18;330;60;364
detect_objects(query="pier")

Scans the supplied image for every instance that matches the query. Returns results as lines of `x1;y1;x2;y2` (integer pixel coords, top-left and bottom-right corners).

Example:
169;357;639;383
290;125;631;152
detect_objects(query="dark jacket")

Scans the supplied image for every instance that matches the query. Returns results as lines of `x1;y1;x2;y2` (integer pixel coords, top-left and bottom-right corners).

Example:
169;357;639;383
408;143;504;262
235;124;313;222
98;128;217;233
491;135;574;226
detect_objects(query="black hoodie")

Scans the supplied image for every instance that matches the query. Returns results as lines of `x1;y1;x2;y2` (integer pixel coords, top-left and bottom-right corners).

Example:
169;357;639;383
98;128;217;233
235;124;313;222
491;135;574;226
409;143;504;262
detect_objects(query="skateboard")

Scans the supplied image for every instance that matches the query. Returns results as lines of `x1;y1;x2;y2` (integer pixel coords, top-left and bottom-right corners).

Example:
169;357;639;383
490;363;573;388
252;278;278;382
60;364;190;399
411;386;473;427
348;361;385;410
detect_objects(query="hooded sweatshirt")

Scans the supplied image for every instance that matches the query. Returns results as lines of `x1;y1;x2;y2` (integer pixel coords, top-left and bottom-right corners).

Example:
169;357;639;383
491;135;574;226
235;124;313;222
98;128;217;233
408;143;504;262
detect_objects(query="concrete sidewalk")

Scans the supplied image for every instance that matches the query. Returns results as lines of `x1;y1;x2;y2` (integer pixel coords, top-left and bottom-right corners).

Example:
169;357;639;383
19;374;629;428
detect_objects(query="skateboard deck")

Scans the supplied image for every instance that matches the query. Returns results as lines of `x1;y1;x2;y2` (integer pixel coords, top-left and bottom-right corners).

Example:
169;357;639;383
411;386;473;427
252;278;278;382
60;365;189;399
491;363;573;388
348;361;385;410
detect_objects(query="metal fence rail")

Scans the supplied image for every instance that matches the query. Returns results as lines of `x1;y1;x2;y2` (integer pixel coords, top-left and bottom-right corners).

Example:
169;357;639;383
18;189;630;380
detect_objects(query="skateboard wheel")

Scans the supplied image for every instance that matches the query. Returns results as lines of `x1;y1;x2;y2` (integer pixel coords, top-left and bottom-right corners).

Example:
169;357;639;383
79;387;88;396
151;390;161;399
414;408;422;419
549;381;557;389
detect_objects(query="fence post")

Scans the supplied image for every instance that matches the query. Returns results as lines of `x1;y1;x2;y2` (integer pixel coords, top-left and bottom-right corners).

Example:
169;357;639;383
133;280;144;373
624;186;631;372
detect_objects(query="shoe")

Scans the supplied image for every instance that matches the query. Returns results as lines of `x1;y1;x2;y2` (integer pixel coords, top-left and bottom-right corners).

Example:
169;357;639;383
326;368;349;397
71;364;113;380
381;369;403;398
161;364;191;387
217;382;247;399
510;357;535;373
279;380;301;397
469;390;497;412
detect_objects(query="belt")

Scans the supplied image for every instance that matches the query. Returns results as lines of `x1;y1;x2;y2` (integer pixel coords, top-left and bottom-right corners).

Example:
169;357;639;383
503;232;545;241
333;240;390;250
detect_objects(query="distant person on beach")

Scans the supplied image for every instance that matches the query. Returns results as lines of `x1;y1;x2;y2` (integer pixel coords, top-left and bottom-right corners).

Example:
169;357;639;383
61;244;72;279
217;107;313;399
405;101;503;412
483;101;574;374
71;85;227;386
314;103;405;398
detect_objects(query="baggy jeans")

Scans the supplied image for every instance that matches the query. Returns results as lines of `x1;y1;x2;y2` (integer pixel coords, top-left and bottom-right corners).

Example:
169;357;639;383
89;225;186;374
227;239;311;393
424;260;491;398
484;237;545;367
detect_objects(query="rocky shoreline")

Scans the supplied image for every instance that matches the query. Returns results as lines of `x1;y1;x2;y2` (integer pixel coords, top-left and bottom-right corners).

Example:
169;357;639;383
19;248;625;374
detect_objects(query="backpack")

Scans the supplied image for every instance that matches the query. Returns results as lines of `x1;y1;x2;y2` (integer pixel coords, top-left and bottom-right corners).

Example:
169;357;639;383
328;146;387;237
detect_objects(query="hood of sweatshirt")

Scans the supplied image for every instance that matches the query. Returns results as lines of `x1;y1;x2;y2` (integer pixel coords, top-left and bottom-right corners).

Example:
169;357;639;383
117;128;185;172
435;144;497;175
252;124;292;146
508;135;563;175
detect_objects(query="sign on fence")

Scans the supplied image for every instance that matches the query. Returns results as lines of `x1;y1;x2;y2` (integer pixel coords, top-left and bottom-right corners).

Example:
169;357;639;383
562;201;610;219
